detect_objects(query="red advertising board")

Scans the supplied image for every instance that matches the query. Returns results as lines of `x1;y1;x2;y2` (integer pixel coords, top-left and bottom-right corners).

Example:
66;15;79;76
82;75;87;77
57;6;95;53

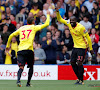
58;65;100;80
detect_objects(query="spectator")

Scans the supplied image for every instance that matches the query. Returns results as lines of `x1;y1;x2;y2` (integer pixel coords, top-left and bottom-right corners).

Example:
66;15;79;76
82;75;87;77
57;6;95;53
79;6;90;21
1;0;6;6
17;0;24;8
66;10;73;20
80;15;92;33
0;1;5;20
92;2;99;16
67;0;79;19
52;30;62;53
95;0;100;7
43;3;54;19
57;45;70;64
35;10;43;25
56;21;64;33
16;6;26;23
39;15;48;42
83;0;94;13
21;0;31;16
10;14;17;27
0;36;6;64
11;37;18;57
97;47;100;64
0;24;10;45
42;31;57;64
46;0;55;10
50;23;58;37
33;41;46;64
90;28;99;55
84;50;92;65
62;29;73;53
5;0;18;15
30;3;40;19
59;0;66;10
5;7;11;19
79;0;86;9
6;18;16;33
94;9;100;30
30;0;44;10
65;0;80;9
3;46;17;64
56;1;65;18
0;14;6;31
16;23;21;29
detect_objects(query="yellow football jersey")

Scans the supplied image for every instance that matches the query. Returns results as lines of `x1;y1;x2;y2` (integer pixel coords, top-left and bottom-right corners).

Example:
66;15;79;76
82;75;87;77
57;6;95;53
56;12;93;50
6;14;50;51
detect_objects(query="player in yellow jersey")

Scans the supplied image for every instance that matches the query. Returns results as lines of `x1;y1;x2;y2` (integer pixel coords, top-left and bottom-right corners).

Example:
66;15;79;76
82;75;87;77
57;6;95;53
56;8;94;85
6;11;50;87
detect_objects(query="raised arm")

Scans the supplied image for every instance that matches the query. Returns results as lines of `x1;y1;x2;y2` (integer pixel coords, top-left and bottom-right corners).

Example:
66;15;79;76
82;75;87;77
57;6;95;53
40;14;50;30
35;11;50;32
56;11;67;25
6;29;20;48
56;8;71;28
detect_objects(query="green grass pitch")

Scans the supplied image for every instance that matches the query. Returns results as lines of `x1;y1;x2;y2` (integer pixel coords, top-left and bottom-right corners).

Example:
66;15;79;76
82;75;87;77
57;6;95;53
0;80;100;90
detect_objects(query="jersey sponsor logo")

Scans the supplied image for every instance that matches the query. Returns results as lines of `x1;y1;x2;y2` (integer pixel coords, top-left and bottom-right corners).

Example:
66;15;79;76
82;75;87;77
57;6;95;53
67;20;70;24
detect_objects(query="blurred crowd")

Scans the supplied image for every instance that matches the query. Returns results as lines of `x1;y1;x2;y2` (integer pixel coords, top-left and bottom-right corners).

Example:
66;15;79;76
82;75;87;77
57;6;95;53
0;0;100;65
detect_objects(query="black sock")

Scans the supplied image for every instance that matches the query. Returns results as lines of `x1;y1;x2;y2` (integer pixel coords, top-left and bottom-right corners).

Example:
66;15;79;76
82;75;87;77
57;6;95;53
78;65;84;82
17;68;23;83
71;63;79;79
27;67;33;84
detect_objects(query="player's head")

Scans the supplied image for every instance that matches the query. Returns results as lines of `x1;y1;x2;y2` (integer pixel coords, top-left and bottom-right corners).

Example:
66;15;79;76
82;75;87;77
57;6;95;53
27;17;34;25
70;16;77;27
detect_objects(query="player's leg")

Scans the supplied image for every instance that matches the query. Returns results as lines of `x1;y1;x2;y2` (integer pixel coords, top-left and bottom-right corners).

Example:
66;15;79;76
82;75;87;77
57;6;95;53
71;48;79;81
26;66;33;87
26;50;34;87
76;48;86;85
17;51;26;87
17;66;24;87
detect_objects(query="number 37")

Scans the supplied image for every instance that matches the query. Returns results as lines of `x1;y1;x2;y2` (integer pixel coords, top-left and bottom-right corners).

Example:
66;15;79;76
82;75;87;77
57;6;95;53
21;30;32;40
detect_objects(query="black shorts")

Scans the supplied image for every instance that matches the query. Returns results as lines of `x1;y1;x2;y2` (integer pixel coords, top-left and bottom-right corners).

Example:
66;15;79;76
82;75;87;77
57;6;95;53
17;50;34;68
71;48;87;63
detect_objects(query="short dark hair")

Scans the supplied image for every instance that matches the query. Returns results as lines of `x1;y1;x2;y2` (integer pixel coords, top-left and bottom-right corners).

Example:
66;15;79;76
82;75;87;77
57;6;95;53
94;2;98;6
47;31;52;34
27;17;34;24
83;15;89;19
70;16;77;21
19;6;25;11
51;23;58;29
